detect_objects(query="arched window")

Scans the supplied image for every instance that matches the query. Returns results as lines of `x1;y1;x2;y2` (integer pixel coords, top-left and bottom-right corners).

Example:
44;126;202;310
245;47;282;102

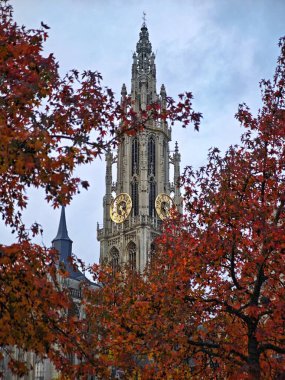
110;247;119;274
149;180;156;217
148;136;156;176
128;242;136;271
131;180;139;216
35;360;44;380
132;137;139;175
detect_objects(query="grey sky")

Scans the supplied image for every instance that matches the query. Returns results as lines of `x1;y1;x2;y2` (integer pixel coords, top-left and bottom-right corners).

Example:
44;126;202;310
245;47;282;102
2;0;285;265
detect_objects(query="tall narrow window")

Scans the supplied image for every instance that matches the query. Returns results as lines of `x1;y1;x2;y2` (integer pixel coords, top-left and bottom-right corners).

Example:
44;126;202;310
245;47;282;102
163;140;168;184
131;180;139;216
149;242;156;267
148;136;156;176
149;180;156;217
110;247;119;275
35;361;44;380
128;242;136;271
132;138;139;175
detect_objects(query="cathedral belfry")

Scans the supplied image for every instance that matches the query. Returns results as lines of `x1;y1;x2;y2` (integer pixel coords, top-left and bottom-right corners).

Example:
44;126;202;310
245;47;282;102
97;22;182;272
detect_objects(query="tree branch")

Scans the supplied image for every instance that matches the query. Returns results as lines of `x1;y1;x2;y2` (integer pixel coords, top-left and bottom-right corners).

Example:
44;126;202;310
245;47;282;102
230;240;243;290
258;343;285;355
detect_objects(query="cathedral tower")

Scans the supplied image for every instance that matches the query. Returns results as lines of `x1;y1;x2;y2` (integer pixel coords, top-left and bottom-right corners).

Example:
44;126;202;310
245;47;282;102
97;22;182;272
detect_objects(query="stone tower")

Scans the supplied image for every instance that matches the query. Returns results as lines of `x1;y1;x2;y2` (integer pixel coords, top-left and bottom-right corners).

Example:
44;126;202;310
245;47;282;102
97;22;182;272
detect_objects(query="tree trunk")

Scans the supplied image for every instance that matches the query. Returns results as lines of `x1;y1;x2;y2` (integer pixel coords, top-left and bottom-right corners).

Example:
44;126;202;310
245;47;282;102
248;334;261;379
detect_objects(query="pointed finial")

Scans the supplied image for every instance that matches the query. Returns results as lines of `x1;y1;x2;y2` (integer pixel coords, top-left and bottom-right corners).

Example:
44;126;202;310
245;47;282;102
106;145;112;156
121;83;127;96
160;84;166;96
142;11;147;27
175;141;179;153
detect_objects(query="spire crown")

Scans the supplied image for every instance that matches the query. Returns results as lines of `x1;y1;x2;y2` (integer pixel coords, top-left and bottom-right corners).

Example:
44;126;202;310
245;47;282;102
130;21;157;109
136;24;152;56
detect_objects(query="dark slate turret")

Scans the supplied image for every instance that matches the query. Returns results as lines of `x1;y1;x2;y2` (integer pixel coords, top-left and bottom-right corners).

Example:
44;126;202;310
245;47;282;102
52;207;84;280
52;206;72;264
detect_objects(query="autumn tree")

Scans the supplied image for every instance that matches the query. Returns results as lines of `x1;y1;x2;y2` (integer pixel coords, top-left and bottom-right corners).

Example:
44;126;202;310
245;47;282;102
0;1;200;376
82;37;285;379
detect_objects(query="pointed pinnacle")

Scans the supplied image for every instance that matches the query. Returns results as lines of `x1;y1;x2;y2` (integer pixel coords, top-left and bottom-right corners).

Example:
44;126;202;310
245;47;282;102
53;206;71;241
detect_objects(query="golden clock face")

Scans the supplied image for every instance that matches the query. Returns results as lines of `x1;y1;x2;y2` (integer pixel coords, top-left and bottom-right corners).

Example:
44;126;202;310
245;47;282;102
110;193;132;224
155;193;174;220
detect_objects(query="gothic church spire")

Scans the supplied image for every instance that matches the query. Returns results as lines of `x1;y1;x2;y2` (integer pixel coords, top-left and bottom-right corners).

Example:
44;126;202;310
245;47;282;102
131;22;157;110
98;21;179;272
136;23;152;65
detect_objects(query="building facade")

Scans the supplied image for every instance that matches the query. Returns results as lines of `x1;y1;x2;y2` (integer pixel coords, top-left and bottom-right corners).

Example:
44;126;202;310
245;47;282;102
97;22;182;272
1;207;90;380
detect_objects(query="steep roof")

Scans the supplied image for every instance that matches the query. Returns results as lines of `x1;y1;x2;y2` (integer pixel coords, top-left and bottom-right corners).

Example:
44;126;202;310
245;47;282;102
52;207;86;281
